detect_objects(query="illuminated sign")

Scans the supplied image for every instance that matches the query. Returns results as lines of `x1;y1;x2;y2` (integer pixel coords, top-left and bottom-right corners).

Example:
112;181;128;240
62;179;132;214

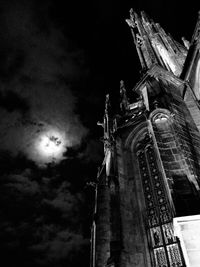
174;215;200;267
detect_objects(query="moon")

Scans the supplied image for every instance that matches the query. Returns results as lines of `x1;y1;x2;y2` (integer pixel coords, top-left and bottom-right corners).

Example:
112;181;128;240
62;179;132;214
34;128;68;166
39;134;62;156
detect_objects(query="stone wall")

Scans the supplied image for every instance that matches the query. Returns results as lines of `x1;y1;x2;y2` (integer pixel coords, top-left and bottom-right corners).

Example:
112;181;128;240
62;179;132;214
115;130;152;267
95;177;110;267
151;80;200;216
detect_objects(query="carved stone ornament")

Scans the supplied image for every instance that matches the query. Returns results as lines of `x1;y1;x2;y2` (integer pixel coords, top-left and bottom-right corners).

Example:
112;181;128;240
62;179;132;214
125;18;135;28
136;34;144;46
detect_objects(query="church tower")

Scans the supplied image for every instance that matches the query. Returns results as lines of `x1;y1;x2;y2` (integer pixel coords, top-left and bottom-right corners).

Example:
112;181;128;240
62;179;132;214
91;10;200;267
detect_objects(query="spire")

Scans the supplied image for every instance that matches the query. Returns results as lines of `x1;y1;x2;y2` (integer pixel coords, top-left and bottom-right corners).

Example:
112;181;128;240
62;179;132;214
103;94;111;141
181;11;200;100
125;9;148;70
105;94;110;114
126;10;187;76
190;10;200;45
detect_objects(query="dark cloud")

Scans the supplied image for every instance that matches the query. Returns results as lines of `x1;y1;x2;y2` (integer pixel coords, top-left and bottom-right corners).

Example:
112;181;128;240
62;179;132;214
42;181;83;221
0;0;88;166
78;139;104;164
0;90;29;113
0;167;90;267
30;230;88;267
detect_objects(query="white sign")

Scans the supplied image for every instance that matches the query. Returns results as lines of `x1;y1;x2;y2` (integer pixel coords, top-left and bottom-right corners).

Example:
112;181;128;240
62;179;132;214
174;215;200;267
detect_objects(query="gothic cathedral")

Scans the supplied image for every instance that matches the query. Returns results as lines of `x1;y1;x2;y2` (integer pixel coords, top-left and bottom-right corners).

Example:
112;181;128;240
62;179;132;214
91;9;200;267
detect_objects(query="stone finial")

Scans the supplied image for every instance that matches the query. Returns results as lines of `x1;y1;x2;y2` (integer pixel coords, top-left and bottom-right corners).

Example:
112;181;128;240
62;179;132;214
120;80;126;97
120;80;129;112
129;8;134;20
126;8;136;28
105;94;110;114
120;80;125;91
181;37;190;49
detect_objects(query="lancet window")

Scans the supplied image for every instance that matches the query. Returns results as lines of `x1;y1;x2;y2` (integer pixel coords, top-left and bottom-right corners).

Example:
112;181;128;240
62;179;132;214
136;132;185;267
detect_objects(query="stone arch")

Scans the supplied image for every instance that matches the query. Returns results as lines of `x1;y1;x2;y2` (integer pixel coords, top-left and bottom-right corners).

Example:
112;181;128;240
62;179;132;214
150;108;174;125
125;121;149;152
124;117;184;266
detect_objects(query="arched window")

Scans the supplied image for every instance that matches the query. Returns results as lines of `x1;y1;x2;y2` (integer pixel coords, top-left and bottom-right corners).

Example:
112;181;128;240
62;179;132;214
135;131;185;267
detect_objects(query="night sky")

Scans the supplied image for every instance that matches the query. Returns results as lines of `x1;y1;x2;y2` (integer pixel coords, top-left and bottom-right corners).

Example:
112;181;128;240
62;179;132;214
0;1;199;267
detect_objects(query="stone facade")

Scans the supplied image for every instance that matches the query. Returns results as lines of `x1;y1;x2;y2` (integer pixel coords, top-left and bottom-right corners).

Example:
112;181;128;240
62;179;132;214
91;10;200;267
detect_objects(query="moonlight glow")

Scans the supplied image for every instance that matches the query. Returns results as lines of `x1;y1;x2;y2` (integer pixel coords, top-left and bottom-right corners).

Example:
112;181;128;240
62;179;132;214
34;128;68;165
39;134;62;156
